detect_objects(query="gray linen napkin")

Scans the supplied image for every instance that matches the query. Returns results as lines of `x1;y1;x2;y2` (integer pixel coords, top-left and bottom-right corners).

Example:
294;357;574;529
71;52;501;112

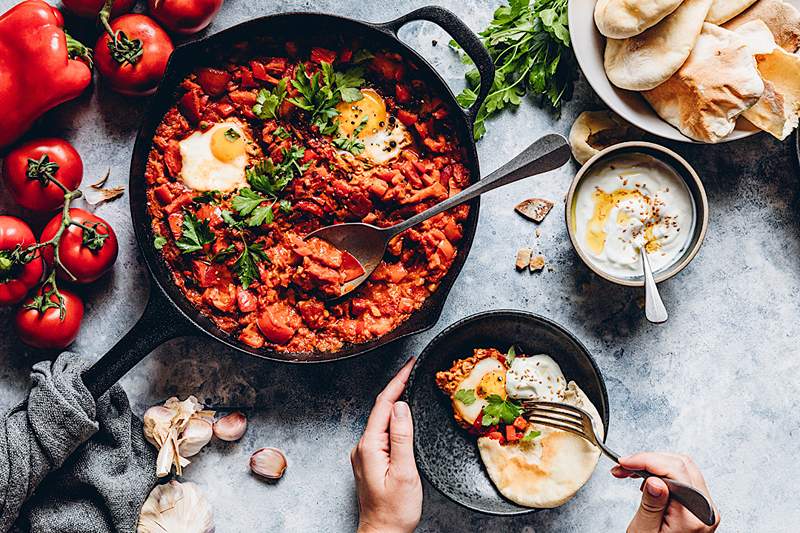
0;352;156;533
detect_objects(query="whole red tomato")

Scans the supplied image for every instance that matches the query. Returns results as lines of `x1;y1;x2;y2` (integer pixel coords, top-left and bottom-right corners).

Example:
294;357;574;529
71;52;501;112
15;287;84;349
0;216;43;305
2;138;83;211
148;0;223;35
40;209;118;283
62;0;135;18
95;14;174;96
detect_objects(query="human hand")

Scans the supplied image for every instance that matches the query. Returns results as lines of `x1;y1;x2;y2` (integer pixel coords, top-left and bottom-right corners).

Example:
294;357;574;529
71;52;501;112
351;357;422;533
612;452;720;533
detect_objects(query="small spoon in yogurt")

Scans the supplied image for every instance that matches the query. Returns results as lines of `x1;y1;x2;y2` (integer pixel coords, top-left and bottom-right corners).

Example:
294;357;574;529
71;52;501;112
634;233;668;324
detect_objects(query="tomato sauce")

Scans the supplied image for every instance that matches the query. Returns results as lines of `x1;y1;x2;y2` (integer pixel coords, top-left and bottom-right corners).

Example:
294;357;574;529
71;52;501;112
145;42;471;353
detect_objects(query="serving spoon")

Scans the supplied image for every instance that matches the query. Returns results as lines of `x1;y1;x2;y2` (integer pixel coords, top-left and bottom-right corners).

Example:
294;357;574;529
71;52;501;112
306;133;571;298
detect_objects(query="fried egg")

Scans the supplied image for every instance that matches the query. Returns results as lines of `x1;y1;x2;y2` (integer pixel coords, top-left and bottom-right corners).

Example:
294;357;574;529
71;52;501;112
453;358;507;425
179;122;249;192
335;88;411;164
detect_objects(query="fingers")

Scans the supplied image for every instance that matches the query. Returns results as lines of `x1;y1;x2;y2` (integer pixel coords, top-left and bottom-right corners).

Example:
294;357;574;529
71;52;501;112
363;357;416;438
388;401;417;479
628;477;670;533
619;453;710;495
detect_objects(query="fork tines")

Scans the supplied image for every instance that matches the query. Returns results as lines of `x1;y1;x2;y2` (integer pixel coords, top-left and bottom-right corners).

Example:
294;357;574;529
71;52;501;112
520;401;592;441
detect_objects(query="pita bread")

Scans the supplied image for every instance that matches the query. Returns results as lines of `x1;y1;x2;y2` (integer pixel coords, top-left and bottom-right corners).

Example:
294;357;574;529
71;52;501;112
706;0;759;24
724;0;800;52
594;0;684;39
604;0;713;91
477;382;603;508
568;111;641;164
643;23;764;142
735;21;800;140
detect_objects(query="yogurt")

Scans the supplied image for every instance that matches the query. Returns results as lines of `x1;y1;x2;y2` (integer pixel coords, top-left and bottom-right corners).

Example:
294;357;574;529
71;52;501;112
506;355;567;402
572;153;695;279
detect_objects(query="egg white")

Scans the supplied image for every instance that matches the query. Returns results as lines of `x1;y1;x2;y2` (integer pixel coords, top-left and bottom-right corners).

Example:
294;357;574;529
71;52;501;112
335;88;411;164
453;358;507;425
179;122;249;192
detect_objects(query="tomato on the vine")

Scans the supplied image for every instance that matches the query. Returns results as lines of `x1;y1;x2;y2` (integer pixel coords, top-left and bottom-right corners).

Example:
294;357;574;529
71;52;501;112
15;286;84;349
147;0;223;35
1;138;83;211
0;216;43;305
62;0;135;18
40;209;118;284
94;1;174;97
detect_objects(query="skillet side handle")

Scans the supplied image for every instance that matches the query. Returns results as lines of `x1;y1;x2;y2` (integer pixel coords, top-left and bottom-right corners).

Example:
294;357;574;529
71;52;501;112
377;6;495;128
83;283;190;399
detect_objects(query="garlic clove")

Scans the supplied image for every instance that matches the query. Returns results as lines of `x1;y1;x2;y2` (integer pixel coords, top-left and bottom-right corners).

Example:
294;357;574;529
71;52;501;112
178;418;213;458
250;448;287;480
213;412;247;442
143;406;174;448
138;480;214;533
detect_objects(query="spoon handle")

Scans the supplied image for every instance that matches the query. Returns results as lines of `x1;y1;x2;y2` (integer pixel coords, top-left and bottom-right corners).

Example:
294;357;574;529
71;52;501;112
642;248;668;323
385;134;571;237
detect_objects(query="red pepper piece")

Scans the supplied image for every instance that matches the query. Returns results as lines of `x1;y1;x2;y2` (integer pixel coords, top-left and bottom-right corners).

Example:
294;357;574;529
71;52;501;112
513;416;528;431
310;47;337;65
196;67;231;96
395;83;412;104
0;0;92;148
396;109;418;127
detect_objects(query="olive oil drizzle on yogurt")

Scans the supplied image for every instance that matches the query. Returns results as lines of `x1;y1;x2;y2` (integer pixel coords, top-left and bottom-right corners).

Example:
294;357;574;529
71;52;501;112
573;153;695;279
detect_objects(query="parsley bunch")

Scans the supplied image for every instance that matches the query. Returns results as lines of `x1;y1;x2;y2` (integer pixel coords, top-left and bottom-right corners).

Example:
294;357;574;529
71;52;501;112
288;62;365;135
253;79;287;120
454;0;575;140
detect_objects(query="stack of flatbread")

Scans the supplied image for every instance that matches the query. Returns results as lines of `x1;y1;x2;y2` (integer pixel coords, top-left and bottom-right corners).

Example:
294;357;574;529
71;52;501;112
596;0;800;142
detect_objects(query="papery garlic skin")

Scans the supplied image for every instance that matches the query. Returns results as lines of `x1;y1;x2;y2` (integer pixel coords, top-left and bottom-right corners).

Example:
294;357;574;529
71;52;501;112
179;418;213;457
142;396;216;477
138;480;214;533
213;412;247;442
250;447;287;480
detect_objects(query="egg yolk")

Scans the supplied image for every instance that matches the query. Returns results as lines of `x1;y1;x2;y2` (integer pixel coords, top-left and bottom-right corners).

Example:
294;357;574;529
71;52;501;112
336;88;387;139
476;370;507;399
210;126;246;163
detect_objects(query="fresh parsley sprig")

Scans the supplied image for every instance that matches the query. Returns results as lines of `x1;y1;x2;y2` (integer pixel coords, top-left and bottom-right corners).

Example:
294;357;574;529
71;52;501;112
481;395;523;426
454;0;575;140
176;212;215;253
253;79;287;119
234;238;268;289
287;62;365;135
332;116;368;155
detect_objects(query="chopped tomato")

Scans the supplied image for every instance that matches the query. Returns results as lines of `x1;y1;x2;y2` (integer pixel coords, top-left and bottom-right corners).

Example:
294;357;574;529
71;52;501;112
193;260;223;288
154;184;175;205
396;109;418;127
395;83;411;104
505;425;520;442
370;53;404;80
310;47;337;65
236;288;257;312
163;141;182;177
340;251;365;283
239;322;264;348
239;67;257;88
513;416;528;431
487;431;505;443
257;302;299;344
167;213;184;239
196;67;230;96
338;48;353;63
179;90;205;124
263;57;288;74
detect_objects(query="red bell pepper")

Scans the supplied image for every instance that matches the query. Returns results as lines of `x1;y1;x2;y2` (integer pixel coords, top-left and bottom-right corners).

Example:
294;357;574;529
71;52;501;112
0;0;92;148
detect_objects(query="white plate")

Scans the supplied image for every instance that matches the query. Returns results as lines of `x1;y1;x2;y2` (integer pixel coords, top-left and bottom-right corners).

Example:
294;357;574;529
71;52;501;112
568;0;798;143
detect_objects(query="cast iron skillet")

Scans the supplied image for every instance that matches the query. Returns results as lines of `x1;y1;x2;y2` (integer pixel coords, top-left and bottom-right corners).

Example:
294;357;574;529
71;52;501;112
405;310;609;515
83;7;495;398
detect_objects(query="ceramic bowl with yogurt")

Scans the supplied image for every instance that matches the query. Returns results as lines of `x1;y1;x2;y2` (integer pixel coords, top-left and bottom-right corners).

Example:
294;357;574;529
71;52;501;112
566;142;708;287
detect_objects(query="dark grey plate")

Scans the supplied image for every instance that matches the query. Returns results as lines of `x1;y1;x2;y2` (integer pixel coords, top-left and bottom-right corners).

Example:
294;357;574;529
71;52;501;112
405;310;609;515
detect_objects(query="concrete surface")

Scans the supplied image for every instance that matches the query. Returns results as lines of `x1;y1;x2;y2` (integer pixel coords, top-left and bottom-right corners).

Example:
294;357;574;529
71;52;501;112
0;0;798;531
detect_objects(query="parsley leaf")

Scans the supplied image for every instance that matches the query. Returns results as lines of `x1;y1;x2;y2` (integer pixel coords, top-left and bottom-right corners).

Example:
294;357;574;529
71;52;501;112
454;389;477;406
245;145;308;196
273;125;290;139
506;345;517;366
453;0;575;140
287;62;365;135
332;115;368;155
521;429;541;442
252;79;287;119
481;395;522;426
193;190;221;204
234;240;268;289
223;128;240;141
153;235;167;250
176;212;215;253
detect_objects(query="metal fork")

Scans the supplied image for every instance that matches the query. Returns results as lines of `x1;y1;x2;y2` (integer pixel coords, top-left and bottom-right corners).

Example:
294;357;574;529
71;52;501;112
521;401;716;527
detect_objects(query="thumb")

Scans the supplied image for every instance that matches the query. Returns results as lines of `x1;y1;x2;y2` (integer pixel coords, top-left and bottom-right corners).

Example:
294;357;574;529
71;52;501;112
628;477;669;533
388;401;416;476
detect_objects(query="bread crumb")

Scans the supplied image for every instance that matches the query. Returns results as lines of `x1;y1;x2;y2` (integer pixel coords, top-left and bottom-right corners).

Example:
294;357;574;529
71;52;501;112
516;248;532;270
529;255;545;272
515;198;554;223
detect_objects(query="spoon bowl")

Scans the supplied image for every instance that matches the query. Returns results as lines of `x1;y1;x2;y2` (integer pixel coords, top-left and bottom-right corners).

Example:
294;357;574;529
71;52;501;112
307;134;572;298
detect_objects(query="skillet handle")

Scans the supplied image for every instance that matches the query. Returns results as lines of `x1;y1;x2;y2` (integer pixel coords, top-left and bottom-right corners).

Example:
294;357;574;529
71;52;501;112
377;6;495;127
82;281;191;399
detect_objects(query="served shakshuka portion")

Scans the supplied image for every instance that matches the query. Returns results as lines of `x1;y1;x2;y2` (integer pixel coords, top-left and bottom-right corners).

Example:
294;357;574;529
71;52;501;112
145;42;471;353
436;348;604;508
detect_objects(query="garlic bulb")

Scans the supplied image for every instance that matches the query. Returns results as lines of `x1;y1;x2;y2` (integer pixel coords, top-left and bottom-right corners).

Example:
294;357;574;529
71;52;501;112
142;396;215;477
213;412;247;442
138;480;214;533
179;418;213;457
250;448;287;480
